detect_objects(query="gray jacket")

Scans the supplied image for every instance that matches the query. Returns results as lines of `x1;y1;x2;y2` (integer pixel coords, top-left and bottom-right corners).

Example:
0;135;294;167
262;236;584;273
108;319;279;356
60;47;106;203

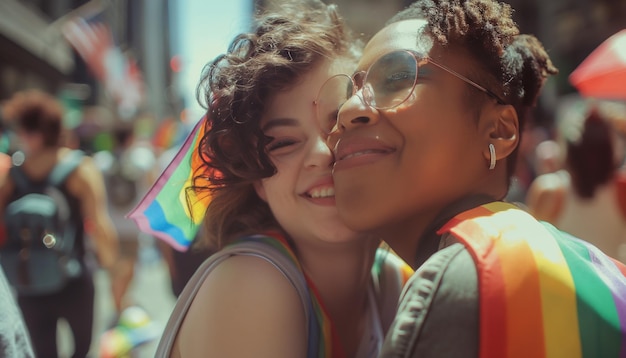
379;238;479;358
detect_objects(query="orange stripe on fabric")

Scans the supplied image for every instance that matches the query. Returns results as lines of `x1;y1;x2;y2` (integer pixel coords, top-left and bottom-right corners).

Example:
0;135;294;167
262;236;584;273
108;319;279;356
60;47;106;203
491;216;545;357
475;203;547;357
444;202;555;357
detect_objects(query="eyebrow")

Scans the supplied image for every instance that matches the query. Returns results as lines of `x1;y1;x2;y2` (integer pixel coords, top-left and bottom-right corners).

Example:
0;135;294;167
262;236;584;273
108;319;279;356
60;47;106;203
261;117;299;132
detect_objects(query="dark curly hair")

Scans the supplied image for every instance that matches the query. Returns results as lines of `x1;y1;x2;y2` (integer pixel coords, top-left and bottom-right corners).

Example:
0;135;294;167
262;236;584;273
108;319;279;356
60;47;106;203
566;108;617;199
2;89;64;147
193;0;361;249
388;0;558;179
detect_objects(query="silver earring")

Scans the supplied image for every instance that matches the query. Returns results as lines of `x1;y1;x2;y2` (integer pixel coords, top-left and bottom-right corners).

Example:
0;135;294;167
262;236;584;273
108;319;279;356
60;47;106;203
488;143;496;170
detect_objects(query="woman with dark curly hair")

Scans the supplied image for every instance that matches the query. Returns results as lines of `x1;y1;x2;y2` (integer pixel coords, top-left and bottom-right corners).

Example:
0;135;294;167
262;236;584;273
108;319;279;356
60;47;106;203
323;0;626;356
155;1;412;357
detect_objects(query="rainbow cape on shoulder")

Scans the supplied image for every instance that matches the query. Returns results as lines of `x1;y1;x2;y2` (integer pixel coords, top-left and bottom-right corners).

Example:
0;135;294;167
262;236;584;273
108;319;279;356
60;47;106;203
439;201;626;358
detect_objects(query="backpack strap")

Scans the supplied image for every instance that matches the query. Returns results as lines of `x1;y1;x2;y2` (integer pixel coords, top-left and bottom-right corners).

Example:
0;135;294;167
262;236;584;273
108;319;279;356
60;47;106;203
8;150;84;194
8;166;32;195
155;237;311;357
47;150;84;187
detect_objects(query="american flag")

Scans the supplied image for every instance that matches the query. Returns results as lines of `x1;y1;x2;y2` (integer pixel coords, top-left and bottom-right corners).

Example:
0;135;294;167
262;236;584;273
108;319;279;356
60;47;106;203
61;8;144;119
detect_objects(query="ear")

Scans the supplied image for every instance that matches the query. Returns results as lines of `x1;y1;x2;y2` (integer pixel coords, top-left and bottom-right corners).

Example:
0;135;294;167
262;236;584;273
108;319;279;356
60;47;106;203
253;181;268;202
482;105;519;163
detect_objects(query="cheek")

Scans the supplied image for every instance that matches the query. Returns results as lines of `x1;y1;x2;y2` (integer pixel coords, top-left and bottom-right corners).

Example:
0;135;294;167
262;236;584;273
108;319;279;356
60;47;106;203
395;109;483;192
259;165;297;208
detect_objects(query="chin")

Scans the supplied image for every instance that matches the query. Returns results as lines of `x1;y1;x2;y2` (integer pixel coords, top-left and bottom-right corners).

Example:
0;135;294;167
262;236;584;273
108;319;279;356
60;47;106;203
336;195;384;233
336;207;381;233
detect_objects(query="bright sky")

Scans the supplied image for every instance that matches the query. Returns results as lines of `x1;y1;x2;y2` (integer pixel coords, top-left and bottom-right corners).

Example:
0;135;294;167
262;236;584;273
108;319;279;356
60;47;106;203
172;0;252;123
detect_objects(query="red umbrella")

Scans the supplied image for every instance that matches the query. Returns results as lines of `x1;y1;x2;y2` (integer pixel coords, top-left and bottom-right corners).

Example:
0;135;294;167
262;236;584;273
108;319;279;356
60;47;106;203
569;29;626;100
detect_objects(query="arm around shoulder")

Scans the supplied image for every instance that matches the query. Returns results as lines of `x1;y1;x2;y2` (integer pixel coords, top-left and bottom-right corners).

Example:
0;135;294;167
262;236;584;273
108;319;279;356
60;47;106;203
177;254;307;358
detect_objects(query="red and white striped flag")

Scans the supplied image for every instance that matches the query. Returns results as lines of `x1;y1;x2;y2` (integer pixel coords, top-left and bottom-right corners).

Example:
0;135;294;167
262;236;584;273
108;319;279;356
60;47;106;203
62;11;144;119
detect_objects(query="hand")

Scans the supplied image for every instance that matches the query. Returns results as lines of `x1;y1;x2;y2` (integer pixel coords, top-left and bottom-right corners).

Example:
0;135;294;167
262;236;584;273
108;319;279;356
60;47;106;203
107;258;135;313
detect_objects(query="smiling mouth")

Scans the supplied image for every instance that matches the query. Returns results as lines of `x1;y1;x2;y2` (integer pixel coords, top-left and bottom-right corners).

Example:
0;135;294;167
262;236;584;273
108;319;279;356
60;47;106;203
305;186;335;198
340;148;391;161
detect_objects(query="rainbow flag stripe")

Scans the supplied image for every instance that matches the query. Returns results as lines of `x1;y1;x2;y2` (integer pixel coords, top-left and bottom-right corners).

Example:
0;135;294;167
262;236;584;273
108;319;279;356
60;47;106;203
127;116;211;251
438;201;626;358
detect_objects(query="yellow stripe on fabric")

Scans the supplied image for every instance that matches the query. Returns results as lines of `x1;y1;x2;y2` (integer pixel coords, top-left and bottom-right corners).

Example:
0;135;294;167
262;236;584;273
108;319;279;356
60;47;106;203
509;209;581;358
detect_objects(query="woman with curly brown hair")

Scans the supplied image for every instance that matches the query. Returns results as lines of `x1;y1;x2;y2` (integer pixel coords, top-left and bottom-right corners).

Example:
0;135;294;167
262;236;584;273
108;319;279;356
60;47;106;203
155;1;412;357
323;0;626;356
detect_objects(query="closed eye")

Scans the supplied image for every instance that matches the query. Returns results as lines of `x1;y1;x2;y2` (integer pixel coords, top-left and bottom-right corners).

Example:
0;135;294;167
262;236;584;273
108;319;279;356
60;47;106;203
267;137;299;152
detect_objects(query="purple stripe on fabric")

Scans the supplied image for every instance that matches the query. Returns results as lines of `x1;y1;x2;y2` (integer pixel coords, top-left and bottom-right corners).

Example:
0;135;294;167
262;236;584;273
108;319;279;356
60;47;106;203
580;240;626;356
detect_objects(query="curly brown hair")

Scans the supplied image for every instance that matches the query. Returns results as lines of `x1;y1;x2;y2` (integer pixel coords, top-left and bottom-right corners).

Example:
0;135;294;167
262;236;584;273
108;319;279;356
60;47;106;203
2;89;64;147
388;0;558;179
192;0;361;249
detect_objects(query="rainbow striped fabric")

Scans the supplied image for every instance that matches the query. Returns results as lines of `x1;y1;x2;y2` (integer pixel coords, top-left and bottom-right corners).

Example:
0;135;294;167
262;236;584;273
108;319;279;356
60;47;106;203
127;116;211;251
438;201;626;358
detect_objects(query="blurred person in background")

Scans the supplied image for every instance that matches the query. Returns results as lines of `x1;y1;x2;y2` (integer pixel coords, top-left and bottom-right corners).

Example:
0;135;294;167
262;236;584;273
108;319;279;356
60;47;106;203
94;121;157;314
94;121;163;358
527;102;626;262
0;89;121;358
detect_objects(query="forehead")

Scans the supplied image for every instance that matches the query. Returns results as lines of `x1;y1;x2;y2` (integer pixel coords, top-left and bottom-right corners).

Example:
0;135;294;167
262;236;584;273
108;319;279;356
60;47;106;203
360;19;433;68
261;60;342;125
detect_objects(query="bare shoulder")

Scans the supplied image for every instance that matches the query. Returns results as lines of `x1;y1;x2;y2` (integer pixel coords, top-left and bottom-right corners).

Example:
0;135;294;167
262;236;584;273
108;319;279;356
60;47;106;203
177;254;307;358
66;154;104;195
72;154;99;182
526;171;567;223
529;171;566;193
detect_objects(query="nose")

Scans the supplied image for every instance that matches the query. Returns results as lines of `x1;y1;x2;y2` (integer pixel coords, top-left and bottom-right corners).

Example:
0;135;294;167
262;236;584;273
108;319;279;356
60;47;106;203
335;90;378;132
327;91;378;153
305;134;334;169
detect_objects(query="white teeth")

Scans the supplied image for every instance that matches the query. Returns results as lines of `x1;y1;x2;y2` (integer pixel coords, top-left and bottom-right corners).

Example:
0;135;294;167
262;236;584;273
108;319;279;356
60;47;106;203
343;149;382;160
308;186;335;198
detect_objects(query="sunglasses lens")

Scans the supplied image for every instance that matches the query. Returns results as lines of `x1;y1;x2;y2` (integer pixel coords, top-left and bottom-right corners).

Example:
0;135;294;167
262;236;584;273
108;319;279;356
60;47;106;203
316;74;354;133
366;51;417;109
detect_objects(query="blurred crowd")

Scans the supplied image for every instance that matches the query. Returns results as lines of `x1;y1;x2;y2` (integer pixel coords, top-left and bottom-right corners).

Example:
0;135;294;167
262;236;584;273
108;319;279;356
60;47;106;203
0;89;213;357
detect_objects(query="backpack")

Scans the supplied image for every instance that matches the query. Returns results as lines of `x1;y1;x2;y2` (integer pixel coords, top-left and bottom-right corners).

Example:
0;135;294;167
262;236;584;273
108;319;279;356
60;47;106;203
0;150;84;296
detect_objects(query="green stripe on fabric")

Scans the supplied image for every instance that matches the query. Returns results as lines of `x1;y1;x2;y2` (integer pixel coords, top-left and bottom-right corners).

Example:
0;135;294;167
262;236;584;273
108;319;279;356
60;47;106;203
544;224;621;357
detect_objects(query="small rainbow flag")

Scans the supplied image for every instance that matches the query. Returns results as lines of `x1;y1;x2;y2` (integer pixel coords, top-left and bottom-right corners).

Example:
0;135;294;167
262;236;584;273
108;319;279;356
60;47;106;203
439;201;626;358
127;115;211;251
